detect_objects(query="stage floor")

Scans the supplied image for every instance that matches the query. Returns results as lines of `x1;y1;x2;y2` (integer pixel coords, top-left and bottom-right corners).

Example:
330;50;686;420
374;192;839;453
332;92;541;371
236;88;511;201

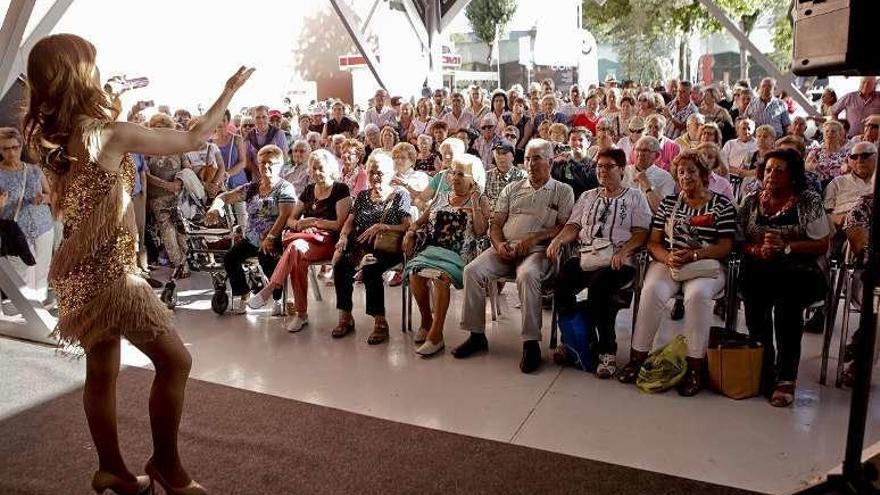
2;270;879;494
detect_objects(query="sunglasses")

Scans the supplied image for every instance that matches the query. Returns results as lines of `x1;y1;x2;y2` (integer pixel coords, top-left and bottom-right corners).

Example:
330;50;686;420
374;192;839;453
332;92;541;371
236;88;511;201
849;152;876;161
481;125;495;130
242;123;255;128
629;128;644;133
504;134;518;140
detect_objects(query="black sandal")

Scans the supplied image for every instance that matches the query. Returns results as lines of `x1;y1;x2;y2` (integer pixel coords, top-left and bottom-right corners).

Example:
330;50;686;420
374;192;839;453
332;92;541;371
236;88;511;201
617;360;643;384
331;321;354;339
367;321;389;345
676;368;703;397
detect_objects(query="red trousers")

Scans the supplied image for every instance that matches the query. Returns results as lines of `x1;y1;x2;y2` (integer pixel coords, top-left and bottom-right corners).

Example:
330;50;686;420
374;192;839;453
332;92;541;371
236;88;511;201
271;232;335;314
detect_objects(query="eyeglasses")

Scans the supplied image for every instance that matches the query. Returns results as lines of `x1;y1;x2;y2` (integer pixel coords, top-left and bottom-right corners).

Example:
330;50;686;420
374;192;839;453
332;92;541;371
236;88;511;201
849;152;876;161
449;171;467;178
368;170;385;177
596;162;618;170
524;155;546;163
481;125;495;130
242;124;255;128
629;129;644;133
1;145;21;152
634;147;654;153
504;134;518;140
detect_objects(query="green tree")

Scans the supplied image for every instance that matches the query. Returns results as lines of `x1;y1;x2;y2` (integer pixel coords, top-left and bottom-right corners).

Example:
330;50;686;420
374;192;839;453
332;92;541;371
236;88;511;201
465;0;518;64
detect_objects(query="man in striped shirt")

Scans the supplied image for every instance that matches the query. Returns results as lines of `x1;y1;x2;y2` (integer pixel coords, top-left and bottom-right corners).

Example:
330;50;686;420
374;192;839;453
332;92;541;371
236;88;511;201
746;78;790;138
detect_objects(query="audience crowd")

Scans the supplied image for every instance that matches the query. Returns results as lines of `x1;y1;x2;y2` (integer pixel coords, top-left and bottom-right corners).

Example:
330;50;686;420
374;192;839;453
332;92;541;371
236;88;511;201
3;74;879;408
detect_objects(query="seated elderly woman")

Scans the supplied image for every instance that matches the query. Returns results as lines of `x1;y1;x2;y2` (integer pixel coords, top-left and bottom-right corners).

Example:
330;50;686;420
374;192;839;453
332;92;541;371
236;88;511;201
247;149;352;332
674;113;705;151
618;150;736;396
390;142;431;213
403;154;489;356
144;113;193;278
547;148;651;378
420;137;466;203
693;142;734;201
340;138;368;197
806;120;851;187
207;145;296;314
332;151;412;344
738;148;831;407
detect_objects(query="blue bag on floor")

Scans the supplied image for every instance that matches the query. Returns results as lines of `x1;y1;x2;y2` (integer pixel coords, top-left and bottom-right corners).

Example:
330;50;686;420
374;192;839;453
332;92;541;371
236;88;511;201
558;309;596;372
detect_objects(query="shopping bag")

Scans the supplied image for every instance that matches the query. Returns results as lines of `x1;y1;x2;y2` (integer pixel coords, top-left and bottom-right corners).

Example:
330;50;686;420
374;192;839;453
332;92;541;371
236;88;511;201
558;308;596;372
637;335;688;393
707;327;763;400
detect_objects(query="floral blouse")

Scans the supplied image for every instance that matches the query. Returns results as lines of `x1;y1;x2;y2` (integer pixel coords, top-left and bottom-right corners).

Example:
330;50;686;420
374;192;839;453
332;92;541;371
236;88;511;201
807;144;851;182
423;192;487;264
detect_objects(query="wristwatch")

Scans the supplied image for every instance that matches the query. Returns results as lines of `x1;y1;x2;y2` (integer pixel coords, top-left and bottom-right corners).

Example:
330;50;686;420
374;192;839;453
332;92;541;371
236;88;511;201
644;187;653;193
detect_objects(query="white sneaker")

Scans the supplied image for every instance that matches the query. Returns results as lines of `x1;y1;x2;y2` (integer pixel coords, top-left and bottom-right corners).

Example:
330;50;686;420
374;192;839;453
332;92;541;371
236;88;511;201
272;301;285;316
247;292;268;310
287;314;309;333
595;353;618;379
413;327;428;344
232;295;250;315
416;339;445;356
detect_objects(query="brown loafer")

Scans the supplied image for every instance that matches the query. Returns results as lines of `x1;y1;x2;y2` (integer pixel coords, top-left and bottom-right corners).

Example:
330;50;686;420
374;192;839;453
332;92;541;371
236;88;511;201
331;321;354;339
367;321;389;345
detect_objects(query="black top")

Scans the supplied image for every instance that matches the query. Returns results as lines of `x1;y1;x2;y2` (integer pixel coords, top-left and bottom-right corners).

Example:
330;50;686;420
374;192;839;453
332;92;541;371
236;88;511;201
324;117;359;137
300;182;350;221
551;157;598;200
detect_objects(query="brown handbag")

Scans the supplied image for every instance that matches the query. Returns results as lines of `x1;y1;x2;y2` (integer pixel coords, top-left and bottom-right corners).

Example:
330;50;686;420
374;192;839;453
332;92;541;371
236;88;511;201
372;191;403;254
707;330;764;400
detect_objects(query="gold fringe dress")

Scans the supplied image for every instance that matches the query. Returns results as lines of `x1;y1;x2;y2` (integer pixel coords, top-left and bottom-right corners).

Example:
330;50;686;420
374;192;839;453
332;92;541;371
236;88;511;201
49;126;173;352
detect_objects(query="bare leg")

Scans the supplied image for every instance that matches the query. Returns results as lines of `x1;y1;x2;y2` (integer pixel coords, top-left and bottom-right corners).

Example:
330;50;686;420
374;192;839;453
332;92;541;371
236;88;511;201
84;337;136;480
409;274;433;330
426;276;451;344
130;330;194;488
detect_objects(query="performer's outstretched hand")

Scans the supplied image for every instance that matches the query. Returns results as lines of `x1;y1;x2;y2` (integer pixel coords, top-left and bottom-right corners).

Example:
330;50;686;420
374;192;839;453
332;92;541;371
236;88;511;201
225;66;255;93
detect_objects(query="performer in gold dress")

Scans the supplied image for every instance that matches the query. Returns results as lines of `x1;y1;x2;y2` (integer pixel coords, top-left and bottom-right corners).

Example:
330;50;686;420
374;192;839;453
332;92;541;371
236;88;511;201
22;33;252;495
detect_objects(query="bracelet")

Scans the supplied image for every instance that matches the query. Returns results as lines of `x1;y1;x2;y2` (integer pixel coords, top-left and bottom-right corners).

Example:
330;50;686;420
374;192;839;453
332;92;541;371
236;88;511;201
692;250;699;261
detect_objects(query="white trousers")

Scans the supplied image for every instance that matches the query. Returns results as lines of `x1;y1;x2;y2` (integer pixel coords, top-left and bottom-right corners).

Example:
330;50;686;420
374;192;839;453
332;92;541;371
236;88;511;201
632;262;725;359
9;229;54;302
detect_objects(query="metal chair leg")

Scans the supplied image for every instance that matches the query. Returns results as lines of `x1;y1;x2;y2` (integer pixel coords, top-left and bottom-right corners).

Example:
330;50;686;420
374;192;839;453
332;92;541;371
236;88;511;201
550;297;558;349
488;282;498;321
309;264;323;302
820;262;846;385
835;268;856;387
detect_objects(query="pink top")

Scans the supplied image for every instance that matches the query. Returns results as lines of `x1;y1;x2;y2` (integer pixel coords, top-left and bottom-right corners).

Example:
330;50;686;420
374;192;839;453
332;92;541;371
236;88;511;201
656;137;681;171
709;172;734;201
343;167;369;198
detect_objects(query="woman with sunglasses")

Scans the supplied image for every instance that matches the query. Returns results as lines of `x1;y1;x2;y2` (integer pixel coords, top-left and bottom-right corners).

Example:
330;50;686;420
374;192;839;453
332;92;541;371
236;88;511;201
548;148;651;378
331;151;412;344
616;116;645;165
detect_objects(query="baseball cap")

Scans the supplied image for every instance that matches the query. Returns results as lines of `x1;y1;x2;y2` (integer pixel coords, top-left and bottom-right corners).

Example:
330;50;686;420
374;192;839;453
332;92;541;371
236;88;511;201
480;113;498;128
493;140;515;154
268;109;282;119
627;116;646;132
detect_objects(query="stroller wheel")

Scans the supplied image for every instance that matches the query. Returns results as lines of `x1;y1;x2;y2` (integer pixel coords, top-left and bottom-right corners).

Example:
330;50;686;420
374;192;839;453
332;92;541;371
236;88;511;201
160;282;177;309
211;290;229;314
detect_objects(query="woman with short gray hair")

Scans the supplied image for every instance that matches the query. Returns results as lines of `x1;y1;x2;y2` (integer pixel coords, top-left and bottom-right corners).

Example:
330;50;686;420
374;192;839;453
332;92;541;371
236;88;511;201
0;127;53;302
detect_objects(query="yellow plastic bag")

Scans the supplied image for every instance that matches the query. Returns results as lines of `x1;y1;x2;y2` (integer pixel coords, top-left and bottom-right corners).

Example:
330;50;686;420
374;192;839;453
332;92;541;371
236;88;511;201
636;335;688;393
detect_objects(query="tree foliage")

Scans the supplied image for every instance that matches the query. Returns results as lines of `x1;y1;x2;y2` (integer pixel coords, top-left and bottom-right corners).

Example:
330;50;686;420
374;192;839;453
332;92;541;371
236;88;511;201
293;5;360;82
582;0;794;82
465;0;518;64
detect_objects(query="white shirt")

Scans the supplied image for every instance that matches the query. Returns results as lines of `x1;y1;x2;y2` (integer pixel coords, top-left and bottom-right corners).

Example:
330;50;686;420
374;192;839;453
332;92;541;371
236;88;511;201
365;106;396;129
558;102;585;120
622;164;676;201
441;109;476;133
567;187;652;255
721;138;758;170
824;173;874;216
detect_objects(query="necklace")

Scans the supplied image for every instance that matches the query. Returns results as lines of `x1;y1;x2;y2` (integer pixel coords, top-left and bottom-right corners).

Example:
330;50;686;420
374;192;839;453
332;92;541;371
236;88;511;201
759;190;796;218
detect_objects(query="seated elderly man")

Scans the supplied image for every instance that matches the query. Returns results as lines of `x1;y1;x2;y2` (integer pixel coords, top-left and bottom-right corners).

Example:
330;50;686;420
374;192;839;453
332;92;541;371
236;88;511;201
485;140;526;214
853;114;880;148
622;135;676;212
824;142;877;230
454;139;575;373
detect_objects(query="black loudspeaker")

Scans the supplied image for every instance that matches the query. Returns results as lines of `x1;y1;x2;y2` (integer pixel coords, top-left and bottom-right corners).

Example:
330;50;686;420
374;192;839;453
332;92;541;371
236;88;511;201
792;0;880;77
0;74;26;128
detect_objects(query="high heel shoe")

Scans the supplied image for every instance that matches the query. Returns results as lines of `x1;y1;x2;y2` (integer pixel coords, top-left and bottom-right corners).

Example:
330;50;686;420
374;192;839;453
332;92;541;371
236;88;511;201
144;458;207;495
91;471;152;495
